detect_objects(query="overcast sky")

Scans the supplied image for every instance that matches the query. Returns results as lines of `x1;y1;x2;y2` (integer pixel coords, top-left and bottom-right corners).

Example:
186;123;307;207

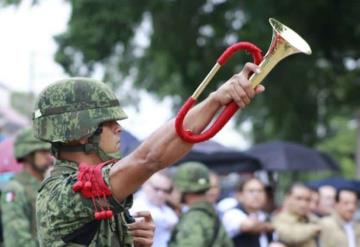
0;0;250;149
0;0;68;93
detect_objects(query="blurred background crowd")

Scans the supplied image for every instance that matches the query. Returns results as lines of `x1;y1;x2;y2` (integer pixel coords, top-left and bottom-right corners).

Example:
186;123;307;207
0;125;360;247
132;165;360;247
1;123;360;246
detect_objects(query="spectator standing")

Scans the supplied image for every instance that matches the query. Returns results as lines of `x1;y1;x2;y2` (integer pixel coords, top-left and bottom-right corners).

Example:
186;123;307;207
317;185;336;217
320;189;360;247
272;183;320;247
131;171;178;247
222;177;273;247
309;189;320;216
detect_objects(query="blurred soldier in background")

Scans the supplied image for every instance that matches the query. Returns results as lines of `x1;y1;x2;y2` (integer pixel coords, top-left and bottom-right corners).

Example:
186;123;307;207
169;162;233;247
1;127;52;247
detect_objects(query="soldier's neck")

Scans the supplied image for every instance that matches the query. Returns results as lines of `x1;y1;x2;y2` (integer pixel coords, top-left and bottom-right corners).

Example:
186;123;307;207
59;151;103;165
185;194;207;206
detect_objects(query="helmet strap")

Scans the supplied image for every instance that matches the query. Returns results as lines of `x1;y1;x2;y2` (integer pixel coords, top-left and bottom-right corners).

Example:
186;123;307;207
51;128;101;158
51;126;120;162
51;142;97;158
90;127;120;161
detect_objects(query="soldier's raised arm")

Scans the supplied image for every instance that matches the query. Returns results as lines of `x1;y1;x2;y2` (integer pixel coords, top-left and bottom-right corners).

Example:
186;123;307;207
109;62;264;202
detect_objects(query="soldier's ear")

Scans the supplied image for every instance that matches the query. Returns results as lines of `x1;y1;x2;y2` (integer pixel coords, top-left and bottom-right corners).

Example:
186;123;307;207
79;137;89;144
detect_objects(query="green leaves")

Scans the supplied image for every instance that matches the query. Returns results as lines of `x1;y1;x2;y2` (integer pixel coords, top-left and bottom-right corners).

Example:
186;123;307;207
22;0;360;147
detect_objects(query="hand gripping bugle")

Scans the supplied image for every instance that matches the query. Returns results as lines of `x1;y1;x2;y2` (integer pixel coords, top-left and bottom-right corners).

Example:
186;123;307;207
175;18;312;143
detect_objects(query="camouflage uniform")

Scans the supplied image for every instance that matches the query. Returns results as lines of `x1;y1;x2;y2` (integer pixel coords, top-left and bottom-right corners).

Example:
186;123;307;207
2;172;40;247
168;162;233;247
1;128;50;247
37;159;133;246
32;78;133;246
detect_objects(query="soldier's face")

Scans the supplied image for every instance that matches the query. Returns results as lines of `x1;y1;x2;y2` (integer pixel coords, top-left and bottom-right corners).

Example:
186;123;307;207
99;121;122;153
33;150;53;174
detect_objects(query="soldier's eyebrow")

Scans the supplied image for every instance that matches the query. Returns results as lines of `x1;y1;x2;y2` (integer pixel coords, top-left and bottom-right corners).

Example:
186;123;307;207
103;120;122;133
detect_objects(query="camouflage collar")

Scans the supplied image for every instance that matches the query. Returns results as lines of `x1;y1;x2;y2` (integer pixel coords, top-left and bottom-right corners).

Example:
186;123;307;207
50;159;79;177
189;200;216;215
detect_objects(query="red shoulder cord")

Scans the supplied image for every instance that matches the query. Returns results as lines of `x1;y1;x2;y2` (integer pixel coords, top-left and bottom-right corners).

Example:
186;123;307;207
72;160;115;220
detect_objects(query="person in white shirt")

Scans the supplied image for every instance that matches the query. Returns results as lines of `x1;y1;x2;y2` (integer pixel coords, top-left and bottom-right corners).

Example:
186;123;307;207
320;189;360;247
222;177;274;247
132;171;178;247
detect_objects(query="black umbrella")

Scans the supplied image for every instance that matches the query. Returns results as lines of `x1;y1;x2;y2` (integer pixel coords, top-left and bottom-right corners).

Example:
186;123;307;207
307;177;360;194
176;141;261;174
245;140;339;171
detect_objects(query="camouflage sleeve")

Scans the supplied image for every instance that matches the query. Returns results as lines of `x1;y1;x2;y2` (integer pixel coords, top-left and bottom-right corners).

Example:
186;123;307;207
169;211;211;247
1;181;38;247
36;174;95;246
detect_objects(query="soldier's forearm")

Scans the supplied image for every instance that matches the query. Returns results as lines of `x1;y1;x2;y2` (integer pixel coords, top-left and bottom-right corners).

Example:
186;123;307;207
138;93;221;170
109;94;222;201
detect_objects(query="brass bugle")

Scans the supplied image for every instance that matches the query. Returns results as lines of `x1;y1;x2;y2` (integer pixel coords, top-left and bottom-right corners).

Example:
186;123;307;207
249;18;312;87
175;18;312;143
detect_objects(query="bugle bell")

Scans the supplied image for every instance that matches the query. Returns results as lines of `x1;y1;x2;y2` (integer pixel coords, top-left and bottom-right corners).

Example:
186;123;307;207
175;18;312;143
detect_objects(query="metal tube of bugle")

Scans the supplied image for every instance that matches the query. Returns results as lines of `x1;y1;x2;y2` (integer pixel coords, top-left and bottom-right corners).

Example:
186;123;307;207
249;18;312;88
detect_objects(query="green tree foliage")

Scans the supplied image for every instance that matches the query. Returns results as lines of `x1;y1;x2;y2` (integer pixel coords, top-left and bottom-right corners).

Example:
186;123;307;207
0;0;37;6
4;0;360;150
317;116;357;178
52;0;360;147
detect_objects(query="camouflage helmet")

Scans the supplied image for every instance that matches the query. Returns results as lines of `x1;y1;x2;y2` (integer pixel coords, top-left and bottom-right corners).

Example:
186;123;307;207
33;77;127;142
174;161;210;193
14;127;51;160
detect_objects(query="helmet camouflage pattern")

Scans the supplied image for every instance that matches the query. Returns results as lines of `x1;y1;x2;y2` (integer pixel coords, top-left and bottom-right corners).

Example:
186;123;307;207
14;127;51;160
174;161;210;193
33;77;127;142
